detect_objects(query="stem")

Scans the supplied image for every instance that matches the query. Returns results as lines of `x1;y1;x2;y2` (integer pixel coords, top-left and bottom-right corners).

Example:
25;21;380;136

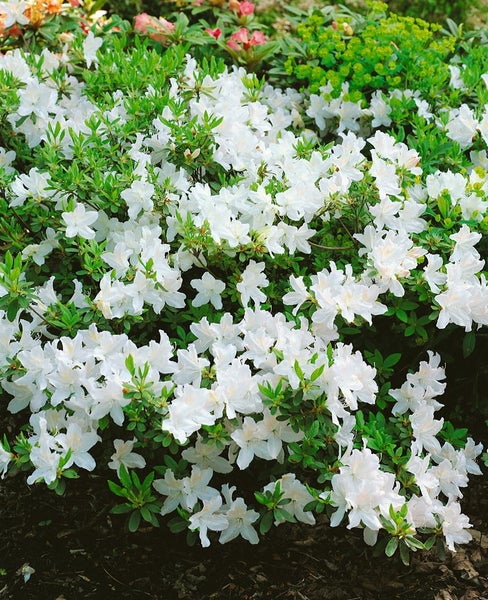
309;241;354;251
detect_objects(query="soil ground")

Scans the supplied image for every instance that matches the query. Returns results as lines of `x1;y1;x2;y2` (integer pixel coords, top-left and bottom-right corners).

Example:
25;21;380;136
0;455;487;600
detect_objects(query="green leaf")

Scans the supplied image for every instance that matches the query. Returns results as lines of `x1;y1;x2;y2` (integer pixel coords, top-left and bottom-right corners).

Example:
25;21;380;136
437;195;450;218
168;516;189;534
405;536;425;551
125;354;135;375
62;469;79;479
396;309;408;323
140;506;153;523
293;360;304;381
385;537;398;557
310;364;325;381
108;480;127;498
130;470;142;488
254;491;268;506
6;299;19;322
274;507;295;523
399;541;410;566
424;536;436;550
259;511;274;535
118;464;132;488
383;353;401;368
128;511;141;533
111;503;132;515
462;331;476;358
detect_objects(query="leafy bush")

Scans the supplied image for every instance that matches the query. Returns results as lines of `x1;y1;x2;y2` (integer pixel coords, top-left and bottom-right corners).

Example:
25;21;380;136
0;0;487;563
276;2;458;100
387;0;477;25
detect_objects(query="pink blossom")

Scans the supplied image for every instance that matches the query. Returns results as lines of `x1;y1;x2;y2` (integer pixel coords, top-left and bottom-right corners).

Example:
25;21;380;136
238;1;255;16
249;30;266;45
206;27;222;39
134;13;175;44
227;27;266;51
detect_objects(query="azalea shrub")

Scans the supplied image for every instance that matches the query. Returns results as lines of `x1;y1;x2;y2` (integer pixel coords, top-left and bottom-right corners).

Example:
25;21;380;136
0;0;115;53
0;0;487;564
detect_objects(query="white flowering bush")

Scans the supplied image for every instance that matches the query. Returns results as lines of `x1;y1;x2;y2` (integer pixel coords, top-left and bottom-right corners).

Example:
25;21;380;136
0;2;487;564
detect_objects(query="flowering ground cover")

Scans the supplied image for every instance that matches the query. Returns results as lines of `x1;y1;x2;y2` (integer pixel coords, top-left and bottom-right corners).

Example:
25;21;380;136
0;0;487;597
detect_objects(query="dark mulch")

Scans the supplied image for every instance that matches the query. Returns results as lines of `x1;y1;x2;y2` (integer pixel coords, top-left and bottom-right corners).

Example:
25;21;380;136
1;460;487;600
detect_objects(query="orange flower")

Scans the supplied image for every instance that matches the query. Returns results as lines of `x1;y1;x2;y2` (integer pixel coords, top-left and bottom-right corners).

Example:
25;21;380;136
25;1;45;28
46;0;63;14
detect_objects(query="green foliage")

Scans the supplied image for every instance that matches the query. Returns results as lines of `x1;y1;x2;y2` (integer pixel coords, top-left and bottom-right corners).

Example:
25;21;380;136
108;465;162;531
254;480;295;533
387;0;476;25
277;2;457;101
379;504;427;565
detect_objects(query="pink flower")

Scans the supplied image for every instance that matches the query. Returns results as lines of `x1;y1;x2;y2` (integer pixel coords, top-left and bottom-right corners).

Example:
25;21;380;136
238;1;255;16
134;13;175;44
134;12;153;34
227;27;266;51
249;30;265;45
206;27;222;39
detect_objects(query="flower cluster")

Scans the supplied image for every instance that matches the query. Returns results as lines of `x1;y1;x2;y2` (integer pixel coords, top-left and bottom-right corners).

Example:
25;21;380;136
0;6;486;558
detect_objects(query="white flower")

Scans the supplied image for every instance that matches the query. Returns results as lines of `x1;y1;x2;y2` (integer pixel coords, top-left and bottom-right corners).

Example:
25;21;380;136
2;1;30;27
446;104;478;148
120;180;154;220
189;495;228;547
0;443;11;479
368;91;392;128
62;203;99;239
16;80;58;121
22;227;59;266
231;416;269;470
423;253;446;294
479;108;488;145
182;436;233;474
439;501;472;551
430;458;468;500
162;385;218;443
173;344;210;387
154;466;220;516
215;358;262;419
231;409;301;469
410;405;444;455
9;168;53;207
326;343;378;412
56;422;100;471
237;261;269;308
328;447;403;534
264;474;316;525
108;439;146;474
407;453;440;502
220;485;260;544
27;417;61;485
356;227;426;297
283;275;309;316
448;65;465;90
83;31;103;69
0;147;16;175
190;272;226;309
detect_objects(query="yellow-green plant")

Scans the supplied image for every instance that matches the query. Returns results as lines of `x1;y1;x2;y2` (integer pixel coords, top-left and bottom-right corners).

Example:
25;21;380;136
277;2;457;101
